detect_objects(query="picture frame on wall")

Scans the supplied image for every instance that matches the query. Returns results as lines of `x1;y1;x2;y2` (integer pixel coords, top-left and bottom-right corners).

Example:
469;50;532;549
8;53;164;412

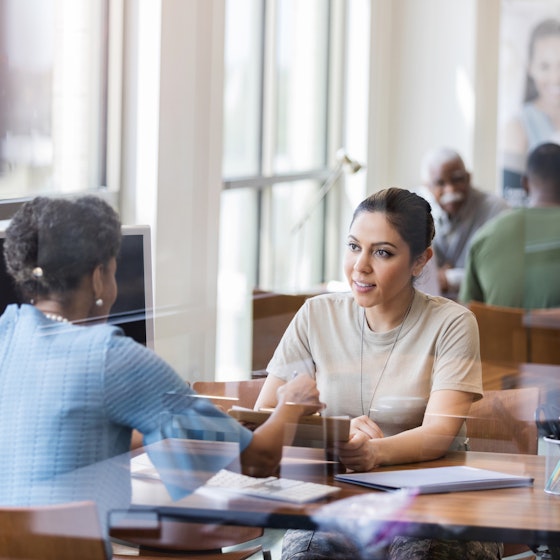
498;0;560;206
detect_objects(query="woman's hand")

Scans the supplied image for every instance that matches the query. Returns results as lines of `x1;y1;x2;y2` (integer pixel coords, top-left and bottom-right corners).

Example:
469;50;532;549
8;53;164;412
336;415;383;472
349;415;384;439
242;374;323;476
336;390;473;471
276;373;324;416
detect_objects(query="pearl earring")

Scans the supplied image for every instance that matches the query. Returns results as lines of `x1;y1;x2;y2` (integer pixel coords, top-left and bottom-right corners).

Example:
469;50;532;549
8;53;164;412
95;298;103;307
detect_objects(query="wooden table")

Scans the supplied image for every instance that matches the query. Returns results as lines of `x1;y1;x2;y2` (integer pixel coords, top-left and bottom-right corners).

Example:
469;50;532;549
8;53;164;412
128;443;560;551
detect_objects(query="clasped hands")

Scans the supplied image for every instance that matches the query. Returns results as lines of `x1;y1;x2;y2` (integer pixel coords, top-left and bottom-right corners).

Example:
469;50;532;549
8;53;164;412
276;377;382;472
335;415;384;472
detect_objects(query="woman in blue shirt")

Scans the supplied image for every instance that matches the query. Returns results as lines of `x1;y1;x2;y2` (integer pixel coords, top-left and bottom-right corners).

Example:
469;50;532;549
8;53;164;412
0;195;321;512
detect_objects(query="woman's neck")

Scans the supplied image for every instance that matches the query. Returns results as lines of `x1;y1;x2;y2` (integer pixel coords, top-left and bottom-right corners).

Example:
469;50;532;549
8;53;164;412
34;298;80;323
364;288;415;333
535;97;560;123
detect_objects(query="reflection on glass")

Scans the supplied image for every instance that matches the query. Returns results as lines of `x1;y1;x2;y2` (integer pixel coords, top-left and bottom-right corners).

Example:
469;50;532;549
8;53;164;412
0;0;107;198
223;0;263;178
217;188;258;378
265;179;324;290
273;0;328;173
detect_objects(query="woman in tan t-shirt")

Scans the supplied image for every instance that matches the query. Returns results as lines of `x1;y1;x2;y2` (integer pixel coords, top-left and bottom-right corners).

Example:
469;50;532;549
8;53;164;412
255;187;501;560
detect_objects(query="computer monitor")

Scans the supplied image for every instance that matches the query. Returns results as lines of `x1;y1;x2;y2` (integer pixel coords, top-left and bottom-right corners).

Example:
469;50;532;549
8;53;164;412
0;225;155;349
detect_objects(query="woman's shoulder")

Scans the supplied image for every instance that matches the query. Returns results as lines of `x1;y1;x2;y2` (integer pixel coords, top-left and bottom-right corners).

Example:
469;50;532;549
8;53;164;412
88;322;151;354
293;291;358;328
416;291;474;321
0;303;19;321
410;294;479;347
304;291;355;311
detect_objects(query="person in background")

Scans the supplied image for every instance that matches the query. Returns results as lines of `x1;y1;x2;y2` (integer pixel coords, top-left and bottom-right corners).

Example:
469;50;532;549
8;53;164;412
502;19;560;197
0;196;322;536
417;147;508;298
460;142;560;309
255;188;501;559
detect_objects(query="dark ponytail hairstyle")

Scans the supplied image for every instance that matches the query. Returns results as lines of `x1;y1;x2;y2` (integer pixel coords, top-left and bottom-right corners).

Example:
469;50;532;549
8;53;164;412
351;187;435;261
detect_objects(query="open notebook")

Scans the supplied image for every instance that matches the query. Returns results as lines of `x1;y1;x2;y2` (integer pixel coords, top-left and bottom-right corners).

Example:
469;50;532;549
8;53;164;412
131;450;340;504
335;466;534;495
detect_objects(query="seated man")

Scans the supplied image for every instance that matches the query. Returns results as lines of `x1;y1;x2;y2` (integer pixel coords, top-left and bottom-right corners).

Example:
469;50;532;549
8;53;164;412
416;147;508;297
460;142;560;309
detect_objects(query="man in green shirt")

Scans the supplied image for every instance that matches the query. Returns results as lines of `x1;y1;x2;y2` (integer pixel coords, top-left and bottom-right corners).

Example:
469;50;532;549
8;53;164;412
460;142;560;309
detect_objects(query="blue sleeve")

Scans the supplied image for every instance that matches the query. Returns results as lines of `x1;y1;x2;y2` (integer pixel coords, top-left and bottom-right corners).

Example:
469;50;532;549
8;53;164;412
103;333;253;451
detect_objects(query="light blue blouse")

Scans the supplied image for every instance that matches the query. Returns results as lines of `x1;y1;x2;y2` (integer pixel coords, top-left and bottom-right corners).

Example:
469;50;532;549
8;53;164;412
0;304;252;524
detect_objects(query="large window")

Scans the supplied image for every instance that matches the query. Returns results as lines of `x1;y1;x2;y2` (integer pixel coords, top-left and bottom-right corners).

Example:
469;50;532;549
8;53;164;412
217;0;370;378
222;0;332;292
0;0;112;212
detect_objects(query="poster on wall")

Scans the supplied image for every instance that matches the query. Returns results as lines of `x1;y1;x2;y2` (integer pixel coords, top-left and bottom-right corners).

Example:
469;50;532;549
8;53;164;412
498;0;560;206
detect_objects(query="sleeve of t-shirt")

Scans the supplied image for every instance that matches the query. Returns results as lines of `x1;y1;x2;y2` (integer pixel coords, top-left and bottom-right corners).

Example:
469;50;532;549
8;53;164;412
431;309;483;401
103;333;253;451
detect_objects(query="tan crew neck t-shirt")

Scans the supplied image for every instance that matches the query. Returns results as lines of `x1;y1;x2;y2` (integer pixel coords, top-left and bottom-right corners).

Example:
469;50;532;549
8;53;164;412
266;289;482;445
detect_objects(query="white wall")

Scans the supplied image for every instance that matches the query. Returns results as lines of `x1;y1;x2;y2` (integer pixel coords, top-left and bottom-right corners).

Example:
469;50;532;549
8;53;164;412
367;0;501;195
122;0;226;382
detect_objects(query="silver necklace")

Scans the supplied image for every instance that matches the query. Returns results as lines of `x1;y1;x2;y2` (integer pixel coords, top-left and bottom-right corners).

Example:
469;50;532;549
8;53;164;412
359;293;414;416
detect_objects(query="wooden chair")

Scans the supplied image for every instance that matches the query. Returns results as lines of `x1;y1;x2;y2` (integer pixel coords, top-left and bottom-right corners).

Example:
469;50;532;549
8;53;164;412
192;378;266;410
0;500;265;560
528;325;560;365
468;301;529;365
251;291;311;375
466;387;540;455
467;388;541;559
0;501;108;560
111;518;266;560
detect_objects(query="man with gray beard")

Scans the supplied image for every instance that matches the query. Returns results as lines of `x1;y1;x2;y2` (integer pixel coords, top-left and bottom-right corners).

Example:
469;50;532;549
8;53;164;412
416;147;508;298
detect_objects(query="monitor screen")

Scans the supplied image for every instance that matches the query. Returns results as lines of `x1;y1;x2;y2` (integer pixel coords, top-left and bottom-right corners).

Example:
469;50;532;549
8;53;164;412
0;225;155;349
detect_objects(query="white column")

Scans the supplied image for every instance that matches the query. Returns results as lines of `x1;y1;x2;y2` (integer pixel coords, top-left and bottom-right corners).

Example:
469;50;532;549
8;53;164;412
153;0;225;381
121;0;226;382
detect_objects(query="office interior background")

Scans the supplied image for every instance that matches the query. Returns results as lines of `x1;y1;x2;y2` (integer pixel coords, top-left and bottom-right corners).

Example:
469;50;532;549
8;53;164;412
0;0;514;382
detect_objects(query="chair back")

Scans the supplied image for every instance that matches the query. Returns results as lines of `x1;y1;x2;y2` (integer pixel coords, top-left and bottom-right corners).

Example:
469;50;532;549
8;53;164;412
526;310;560;364
466;387;540;455
469;301;560;366
111;518;263;554
252;291;310;374
468;301;528;364
0;501;108;560
192;378;266;410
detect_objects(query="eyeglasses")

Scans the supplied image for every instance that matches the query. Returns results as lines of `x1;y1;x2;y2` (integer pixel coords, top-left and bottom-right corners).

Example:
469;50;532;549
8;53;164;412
430;173;469;189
